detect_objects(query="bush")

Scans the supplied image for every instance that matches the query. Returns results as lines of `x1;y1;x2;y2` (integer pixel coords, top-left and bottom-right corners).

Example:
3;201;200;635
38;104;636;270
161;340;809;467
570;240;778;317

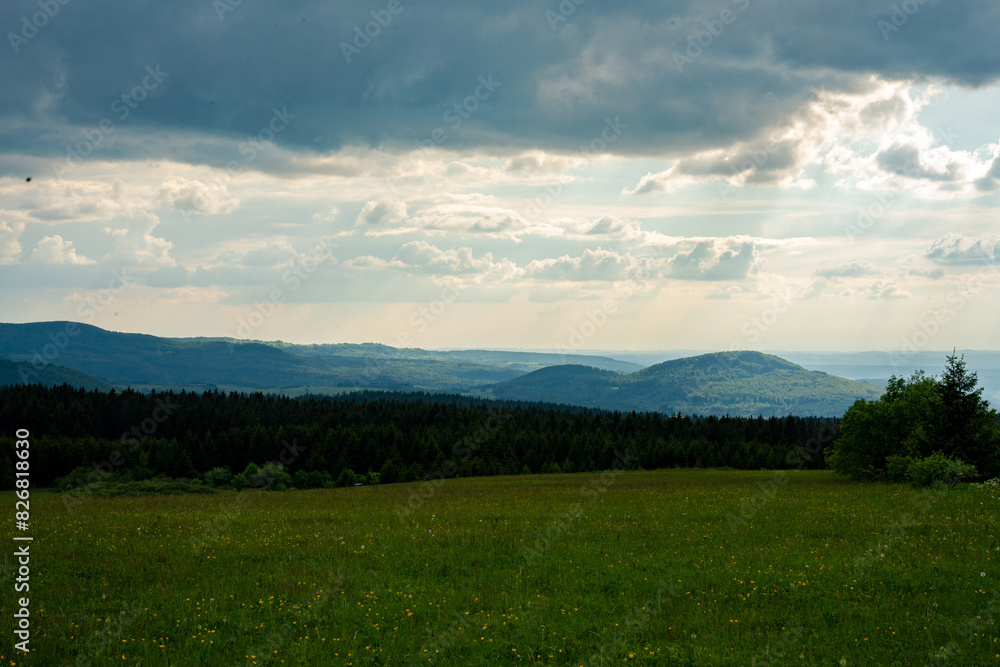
310;470;334;489
907;452;978;488
885;455;915;483
63;479;217;498
335;468;359;487
232;472;249;491
292;469;310;489
204;466;233;488
258;462;291;490
53;465;115;491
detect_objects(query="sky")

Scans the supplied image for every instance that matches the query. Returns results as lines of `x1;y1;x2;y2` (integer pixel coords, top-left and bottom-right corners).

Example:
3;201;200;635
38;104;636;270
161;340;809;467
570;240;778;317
1;0;999;353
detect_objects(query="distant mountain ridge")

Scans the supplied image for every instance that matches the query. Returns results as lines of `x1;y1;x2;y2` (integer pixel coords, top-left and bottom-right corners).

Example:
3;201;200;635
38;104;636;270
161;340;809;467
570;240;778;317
0;322;882;415
0;358;111;391
0;321;639;394
480;351;883;417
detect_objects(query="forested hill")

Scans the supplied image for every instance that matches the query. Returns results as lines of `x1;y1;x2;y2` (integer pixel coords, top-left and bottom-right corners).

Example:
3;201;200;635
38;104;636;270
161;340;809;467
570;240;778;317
0;384;834;489
482;351;883;417
0;358;111;391
0;321;640;393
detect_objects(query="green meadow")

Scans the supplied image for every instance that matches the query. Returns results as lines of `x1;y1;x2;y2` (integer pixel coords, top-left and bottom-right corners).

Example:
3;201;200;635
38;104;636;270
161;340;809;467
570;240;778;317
3;470;998;666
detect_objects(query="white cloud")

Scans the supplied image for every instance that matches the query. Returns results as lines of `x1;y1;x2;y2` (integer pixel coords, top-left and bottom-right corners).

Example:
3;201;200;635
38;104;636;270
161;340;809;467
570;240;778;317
347;241;520;283
202;239;299;269
402;203;531;239
0;219;24;265
16;178;144;223
663;239;763;281
31;235;95;265
865;280;910;300
524;248;647;282
814;260;880;278
104;213;176;268
503;151;588;175
356;198;408;226
926;233;1000;264
622;80;1000;200
156;178;239;215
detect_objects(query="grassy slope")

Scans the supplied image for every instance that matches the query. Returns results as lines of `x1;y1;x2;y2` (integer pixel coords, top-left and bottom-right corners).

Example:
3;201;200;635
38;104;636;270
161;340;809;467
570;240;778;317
3;470;996;666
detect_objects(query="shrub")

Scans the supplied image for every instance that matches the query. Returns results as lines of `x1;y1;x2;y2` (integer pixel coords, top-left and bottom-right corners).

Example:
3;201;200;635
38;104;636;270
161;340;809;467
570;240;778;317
310;470;334;489
65;480;217;498
907;452;978;488
292;469;310;489
885;455;916;483
258;462;291;490
232;472;249;491
53;465;114;491
203;466;233;487
335;468;358;487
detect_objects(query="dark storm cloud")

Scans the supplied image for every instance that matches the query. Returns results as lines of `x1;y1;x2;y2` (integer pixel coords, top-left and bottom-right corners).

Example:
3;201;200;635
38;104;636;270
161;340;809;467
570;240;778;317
2;0;999;170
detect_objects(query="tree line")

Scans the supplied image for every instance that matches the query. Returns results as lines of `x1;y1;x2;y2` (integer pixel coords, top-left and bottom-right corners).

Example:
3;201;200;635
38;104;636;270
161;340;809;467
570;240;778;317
1;385;837;490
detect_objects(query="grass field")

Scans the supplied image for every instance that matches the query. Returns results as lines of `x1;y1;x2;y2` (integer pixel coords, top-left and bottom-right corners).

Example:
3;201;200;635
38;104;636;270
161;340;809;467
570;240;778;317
3;470;998;665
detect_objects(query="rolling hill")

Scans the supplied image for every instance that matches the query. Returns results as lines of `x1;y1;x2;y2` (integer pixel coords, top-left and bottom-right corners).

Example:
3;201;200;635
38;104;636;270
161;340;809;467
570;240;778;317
482;351;883;416
0;323;883;415
0;321;639;394
0;358;112;391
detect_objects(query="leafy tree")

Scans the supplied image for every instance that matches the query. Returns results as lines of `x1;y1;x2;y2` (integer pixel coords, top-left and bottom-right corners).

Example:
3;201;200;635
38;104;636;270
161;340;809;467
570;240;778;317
934;352;1000;477
829;353;1000;481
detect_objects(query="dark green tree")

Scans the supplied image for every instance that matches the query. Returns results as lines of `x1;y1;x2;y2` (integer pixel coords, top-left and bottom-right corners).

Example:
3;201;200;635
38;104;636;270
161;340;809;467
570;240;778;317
934;351;1000;477
829;354;1000;481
